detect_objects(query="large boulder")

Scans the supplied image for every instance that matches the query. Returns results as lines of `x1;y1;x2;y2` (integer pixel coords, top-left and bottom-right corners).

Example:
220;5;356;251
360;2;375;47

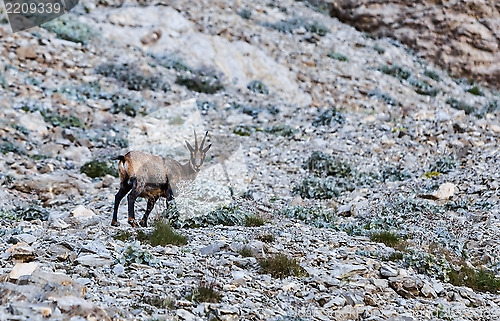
328;0;500;87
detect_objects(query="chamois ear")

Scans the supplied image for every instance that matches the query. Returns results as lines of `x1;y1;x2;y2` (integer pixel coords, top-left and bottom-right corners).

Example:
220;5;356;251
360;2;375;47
185;140;194;152
202;143;212;153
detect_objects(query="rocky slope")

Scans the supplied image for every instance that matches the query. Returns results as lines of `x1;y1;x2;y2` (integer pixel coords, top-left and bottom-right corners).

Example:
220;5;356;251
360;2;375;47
0;0;499;320
326;0;500;88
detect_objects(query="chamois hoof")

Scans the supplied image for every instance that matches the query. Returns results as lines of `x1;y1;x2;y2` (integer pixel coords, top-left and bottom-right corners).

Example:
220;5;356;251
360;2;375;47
139;219;147;228
111;220;120;227
128;218;139;228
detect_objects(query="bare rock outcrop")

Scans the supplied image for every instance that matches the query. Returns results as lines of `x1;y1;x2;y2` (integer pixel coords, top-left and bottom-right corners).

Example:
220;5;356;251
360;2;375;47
328;0;500;87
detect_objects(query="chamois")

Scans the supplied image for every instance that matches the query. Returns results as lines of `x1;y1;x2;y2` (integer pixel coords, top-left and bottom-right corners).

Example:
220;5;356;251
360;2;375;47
112;131;212;227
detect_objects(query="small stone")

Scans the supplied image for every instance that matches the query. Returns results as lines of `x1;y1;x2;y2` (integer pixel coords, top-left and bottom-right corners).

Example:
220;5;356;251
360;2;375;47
113;264;125;275
9;262;39;280
431;183;456;200
7;242;35;262
16;46;38;60
337;204;352;217
420;282;437;298
77;254;112;267
176;308;196;321
72;205;96;219
380;265;398;278
15;233;37;245
200;242;226;255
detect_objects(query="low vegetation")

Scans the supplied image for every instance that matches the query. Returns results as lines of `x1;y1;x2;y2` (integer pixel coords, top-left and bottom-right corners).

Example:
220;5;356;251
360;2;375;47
96;63;170;92
446;98;475;115
187;281;222;303
247;80;269;94
119;242;159;267
244;215;266;227
281;205;336;228
259;254;308;279
80;160;118;178
312;108;345;127
137;220;188;246
42;15;95;44
448;266;500;293
370;231;402;247
263;18;329;36
327;52;348;62
175;68;224;94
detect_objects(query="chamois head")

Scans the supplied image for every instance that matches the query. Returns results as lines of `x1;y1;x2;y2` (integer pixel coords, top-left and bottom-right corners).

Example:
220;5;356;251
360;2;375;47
185;130;211;172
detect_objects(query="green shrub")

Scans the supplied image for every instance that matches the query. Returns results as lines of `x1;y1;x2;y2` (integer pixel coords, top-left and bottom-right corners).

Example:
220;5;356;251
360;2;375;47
446;98;475;115
429;154;458;174
378;65;411;80
187;281;222;303
303;151;352;177
484;100;498;114
41;111;84;128
2;205;49;221
96;63;170;92
368;90;399;106
265;124;296;137
120;241;159;267
327;52;348;62
281;205;335;228
245;215;266;227
409;78;439;97
247;80;269;94
380;166;412;182
424;69;440;81
196;100;217;115
259;254;308;279
109;93;146;117
238;247;254;257
293;176;340;199
257;233;275;243
312;108;345;126
448;267;500;293
237;8;252;19
80;160;118;178
152;54;192;72
42;15;95;44
138;220;187;246
169;203;251;228
114;231;132;242
370;231;401;247
175;68;224;94
264;18;328;36
0;141;23;155
467;86;483;96
233;125;254;136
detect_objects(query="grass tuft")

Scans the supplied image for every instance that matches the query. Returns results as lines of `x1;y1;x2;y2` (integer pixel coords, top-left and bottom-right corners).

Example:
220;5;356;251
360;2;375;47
80;160;118;178
245;215;266;227
138;220;187;246
259;254;308;279
448;267;500;293
327;52;348;62
238;247;254;257
187;281;222;303
446;98;475;115
370;231;401;247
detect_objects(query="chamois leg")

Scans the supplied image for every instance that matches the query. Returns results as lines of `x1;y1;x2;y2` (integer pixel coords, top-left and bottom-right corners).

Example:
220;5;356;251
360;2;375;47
140;197;158;228
112;183;131;226
127;177;143;227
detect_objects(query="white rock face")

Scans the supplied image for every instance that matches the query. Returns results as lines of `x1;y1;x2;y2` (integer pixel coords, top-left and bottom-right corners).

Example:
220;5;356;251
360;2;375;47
93;7;311;106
